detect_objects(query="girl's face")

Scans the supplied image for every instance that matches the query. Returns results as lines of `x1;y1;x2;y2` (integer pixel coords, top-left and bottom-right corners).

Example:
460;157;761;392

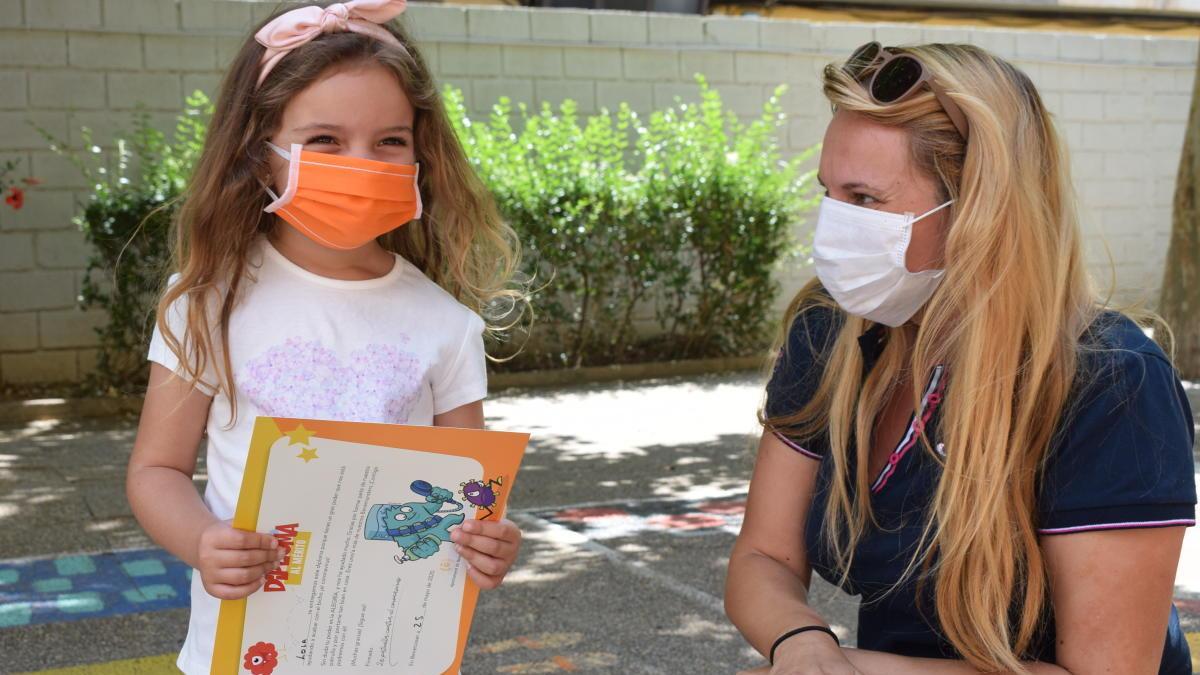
268;62;416;194
817;110;949;273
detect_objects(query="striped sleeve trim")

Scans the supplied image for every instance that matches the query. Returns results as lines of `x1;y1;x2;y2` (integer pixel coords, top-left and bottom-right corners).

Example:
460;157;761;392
1039;519;1195;535
772;430;823;461
1038;503;1196;536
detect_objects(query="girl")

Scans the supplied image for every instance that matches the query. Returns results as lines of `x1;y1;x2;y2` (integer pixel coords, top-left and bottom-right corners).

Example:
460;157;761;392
725;43;1196;674
125;2;526;672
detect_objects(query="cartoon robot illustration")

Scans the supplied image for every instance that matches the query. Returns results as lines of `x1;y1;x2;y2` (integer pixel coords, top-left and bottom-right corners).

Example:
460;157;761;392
460;477;503;520
364;480;465;565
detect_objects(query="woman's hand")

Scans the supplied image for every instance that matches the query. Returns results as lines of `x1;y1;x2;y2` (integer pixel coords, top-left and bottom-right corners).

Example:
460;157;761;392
450;518;522;589
763;631;863;675
738;633;861;674
196;521;284;600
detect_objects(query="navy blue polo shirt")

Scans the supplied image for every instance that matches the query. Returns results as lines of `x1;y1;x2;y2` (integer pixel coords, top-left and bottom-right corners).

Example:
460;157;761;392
765;305;1197;673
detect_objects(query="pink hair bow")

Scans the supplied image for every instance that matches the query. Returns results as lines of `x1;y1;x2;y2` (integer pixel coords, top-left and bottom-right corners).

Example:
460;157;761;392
255;0;408;86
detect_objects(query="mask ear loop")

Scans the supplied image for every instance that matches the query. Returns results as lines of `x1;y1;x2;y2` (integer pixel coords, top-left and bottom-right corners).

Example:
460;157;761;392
911;199;954;223
895;200;955;272
411;163;423;221
262;142;301;214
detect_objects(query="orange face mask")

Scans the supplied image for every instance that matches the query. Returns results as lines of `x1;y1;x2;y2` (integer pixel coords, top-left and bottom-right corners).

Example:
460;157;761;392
263;142;423;250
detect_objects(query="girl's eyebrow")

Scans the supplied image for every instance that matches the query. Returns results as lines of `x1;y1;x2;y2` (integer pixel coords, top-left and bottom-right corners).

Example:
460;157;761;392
292;122;342;133
291;123;413;133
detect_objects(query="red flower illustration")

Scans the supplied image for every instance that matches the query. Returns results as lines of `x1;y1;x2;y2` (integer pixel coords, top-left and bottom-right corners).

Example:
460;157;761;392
5;187;24;211
243;641;278;675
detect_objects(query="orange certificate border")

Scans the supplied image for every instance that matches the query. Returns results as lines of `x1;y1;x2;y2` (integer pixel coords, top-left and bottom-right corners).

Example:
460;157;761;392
211;416;529;675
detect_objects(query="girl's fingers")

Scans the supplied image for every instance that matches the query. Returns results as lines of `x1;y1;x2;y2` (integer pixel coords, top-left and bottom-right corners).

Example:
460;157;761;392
216;527;278;551
213;547;280;568
450;529;514;559
454;543;508;578
465;564;503;590
207;579;264;601
459;518;520;544
213;565;268;586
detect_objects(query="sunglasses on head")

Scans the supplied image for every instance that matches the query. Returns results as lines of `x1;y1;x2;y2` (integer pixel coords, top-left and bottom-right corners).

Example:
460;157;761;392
844;41;970;141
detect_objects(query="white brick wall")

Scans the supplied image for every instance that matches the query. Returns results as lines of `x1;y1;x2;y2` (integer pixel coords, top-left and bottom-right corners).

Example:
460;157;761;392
0;0;1195;383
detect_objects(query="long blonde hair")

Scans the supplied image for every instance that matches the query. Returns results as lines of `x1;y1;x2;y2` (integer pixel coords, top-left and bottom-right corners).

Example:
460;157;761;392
766;44;1099;671
157;5;524;421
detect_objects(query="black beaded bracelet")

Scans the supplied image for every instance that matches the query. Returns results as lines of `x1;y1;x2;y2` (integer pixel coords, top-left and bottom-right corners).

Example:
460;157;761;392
769;625;840;665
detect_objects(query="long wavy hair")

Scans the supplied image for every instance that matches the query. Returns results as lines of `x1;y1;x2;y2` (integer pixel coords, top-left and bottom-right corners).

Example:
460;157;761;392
765;44;1104;671
156;5;525;422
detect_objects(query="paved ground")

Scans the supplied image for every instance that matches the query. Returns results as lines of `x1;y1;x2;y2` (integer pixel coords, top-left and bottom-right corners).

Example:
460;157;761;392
0;373;1197;674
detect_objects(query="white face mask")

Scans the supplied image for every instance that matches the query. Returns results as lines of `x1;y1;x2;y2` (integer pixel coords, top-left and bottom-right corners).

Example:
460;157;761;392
812;196;953;327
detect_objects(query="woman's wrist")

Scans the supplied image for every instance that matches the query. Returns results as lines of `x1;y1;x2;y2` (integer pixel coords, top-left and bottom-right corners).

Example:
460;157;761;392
771;625;841;664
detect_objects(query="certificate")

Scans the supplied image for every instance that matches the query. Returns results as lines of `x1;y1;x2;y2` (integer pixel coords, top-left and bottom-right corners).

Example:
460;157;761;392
211;417;528;675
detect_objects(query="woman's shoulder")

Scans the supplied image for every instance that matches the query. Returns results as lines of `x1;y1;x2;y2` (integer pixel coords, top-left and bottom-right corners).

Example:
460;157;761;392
1039;310;1196;535
765;297;843;424
1079;310;1166;361
1075;310;1180;396
782;296;844;354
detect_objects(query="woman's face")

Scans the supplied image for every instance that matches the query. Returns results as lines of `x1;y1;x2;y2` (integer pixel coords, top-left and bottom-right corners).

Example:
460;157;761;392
268;62;416;194
817;110;949;273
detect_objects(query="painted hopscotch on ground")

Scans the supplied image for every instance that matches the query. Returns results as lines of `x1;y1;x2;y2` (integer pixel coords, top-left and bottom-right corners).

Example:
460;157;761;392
0;548;191;628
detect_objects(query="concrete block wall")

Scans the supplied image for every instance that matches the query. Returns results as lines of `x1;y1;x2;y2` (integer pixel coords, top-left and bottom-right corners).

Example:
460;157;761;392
0;0;1196;383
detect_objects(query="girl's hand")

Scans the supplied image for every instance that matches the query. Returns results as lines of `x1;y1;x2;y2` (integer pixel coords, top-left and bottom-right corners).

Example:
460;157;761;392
449;518;521;590
196;521;283;600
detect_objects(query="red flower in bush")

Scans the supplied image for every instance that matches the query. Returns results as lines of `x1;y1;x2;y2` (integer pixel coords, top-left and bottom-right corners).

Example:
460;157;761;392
243;641;278;675
5;187;23;210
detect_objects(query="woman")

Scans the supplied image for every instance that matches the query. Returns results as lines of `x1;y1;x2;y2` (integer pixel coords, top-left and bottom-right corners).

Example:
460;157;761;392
725;42;1196;674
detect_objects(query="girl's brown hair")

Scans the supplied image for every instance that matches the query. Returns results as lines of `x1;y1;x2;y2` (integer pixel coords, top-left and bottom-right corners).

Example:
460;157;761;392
157;5;524;421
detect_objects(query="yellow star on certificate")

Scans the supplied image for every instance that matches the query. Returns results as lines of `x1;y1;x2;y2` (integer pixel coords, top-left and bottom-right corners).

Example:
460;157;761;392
286;424;315;446
296;446;319;463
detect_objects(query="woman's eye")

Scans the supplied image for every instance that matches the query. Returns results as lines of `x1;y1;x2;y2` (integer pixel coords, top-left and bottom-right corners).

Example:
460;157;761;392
380;136;408;147
305;135;336;145
853;193;878;206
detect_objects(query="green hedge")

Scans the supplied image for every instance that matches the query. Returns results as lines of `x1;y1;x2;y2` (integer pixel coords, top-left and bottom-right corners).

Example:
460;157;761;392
451;77;818;368
50;79;818;393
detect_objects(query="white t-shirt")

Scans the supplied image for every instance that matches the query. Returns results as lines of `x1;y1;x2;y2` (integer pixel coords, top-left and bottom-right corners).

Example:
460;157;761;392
146;239;487;675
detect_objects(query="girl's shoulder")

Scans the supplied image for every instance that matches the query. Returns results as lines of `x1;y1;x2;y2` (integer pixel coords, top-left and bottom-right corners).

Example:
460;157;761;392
389;255;485;330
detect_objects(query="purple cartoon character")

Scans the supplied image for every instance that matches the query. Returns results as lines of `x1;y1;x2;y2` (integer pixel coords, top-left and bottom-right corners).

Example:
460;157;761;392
460;477;503;519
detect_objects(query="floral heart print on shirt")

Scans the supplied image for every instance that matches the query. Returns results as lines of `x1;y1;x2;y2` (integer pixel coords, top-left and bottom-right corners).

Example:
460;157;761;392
239;336;424;423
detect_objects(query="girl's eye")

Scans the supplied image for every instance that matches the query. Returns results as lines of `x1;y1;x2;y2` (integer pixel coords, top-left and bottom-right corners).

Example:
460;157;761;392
379;136;408;147
305;135;336;145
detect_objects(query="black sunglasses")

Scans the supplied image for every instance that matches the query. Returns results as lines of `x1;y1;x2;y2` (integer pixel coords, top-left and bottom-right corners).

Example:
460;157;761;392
844;42;970;141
